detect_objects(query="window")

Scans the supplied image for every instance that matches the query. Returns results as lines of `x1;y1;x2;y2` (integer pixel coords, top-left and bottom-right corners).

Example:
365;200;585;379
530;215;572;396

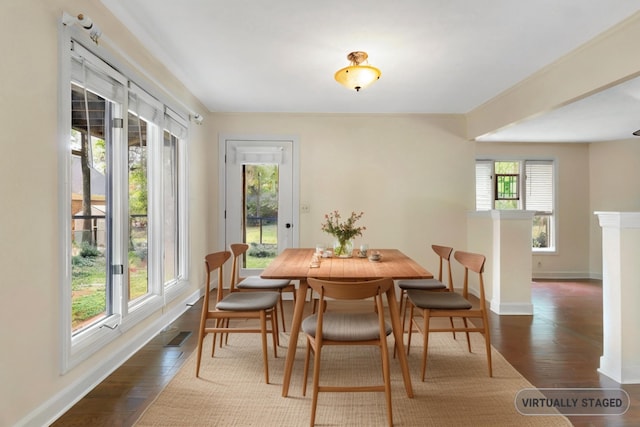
162;112;186;287
475;159;555;251
60;30;189;371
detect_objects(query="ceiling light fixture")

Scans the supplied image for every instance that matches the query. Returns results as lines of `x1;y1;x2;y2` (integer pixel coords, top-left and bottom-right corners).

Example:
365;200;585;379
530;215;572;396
334;51;381;92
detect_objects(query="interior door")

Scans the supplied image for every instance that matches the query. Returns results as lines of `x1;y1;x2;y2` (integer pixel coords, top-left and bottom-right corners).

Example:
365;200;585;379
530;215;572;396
223;138;298;277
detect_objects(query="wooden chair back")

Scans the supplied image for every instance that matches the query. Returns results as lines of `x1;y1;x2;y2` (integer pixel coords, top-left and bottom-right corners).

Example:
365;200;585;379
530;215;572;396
307;277;393;302
454;250;486;304
432;244;454;290
229;243;250;289
204;251;232;306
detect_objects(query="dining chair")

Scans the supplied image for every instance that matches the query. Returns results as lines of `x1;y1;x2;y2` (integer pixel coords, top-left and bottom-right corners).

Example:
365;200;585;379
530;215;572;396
397;244;453;333
196;250;280;383
302;277;394;427
230;243;295;333
406;250;492;380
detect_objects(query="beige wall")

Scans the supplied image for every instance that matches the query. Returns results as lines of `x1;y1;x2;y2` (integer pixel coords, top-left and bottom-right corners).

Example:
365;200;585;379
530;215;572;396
589;139;640;274
209;113;475;271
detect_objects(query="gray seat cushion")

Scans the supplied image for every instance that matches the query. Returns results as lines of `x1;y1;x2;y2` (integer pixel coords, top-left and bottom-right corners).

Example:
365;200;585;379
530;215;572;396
302;312;392;341
407;289;472;310
216;291;280;311
397;278;447;290
237;276;291;290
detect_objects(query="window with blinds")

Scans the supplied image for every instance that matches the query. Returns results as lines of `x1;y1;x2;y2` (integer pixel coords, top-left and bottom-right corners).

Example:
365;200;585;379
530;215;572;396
475;159;555;251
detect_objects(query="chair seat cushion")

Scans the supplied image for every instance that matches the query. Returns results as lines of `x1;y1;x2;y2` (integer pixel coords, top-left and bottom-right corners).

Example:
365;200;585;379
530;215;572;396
397;278;447;290
216;291;279;311
237;276;291;290
302;312;392;341
407;289;472;310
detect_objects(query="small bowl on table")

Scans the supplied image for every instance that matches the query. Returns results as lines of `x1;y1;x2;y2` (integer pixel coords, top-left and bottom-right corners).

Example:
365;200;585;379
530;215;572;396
368;251;382;263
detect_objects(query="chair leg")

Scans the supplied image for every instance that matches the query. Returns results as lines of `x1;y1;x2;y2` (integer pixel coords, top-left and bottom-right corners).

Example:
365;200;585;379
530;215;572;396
212;318;225;357
223;318;230;346
400;290;408;334
462;318;471;352
449;316;457;339
398;289;409;331
196;326;206;377
406;304;415;355
310;343;322;427
380;331;393;426
421;310;431;382
279;290;287;333
270;308;278;358
395;290;409;358
271;306;280;348
482;313;493;377
302;339;311;396
260;310;270;384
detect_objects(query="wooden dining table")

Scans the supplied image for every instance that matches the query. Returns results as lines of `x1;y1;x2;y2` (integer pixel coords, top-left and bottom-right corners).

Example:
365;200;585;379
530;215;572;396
261;248;433;398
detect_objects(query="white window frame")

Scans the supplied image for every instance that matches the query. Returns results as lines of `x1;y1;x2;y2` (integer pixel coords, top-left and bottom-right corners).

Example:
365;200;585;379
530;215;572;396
58;22;189;372
475;158;557;253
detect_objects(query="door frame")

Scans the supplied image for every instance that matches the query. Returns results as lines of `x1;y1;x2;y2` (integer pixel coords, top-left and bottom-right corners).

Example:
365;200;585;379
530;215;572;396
218;134;300;257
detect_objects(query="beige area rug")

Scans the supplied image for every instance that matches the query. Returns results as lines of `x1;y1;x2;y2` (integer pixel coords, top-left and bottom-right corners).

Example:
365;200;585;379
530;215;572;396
134;330;571;426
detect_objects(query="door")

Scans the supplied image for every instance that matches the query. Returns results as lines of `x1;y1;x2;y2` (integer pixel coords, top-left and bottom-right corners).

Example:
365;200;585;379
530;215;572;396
222;137;298;277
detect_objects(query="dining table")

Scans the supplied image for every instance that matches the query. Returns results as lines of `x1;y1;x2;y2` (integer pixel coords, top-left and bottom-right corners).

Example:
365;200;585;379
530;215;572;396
261;248;433;398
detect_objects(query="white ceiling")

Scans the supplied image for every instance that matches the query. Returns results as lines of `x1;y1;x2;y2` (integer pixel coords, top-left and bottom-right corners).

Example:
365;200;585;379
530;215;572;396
101;0;640;142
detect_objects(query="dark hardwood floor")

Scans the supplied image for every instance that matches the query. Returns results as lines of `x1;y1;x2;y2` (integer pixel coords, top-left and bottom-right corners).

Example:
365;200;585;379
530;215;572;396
52;280;639;426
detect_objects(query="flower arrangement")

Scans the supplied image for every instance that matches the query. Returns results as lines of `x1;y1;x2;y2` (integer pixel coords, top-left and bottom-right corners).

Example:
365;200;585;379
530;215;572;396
321;210;366;257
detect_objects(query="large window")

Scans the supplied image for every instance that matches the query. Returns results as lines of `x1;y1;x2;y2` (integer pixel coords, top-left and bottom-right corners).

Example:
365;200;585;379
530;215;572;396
60;32;189;371
475;159;555;251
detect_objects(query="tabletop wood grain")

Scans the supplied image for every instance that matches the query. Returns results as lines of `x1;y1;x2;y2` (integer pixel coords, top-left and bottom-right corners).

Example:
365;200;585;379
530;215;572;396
261;248;433;281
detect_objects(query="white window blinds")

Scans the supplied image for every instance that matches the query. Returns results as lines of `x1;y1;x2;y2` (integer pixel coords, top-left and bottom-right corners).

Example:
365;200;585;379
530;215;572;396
129;82;163;126
475;160;493;211
525;161;553;213
164;107;188;140
70;41;126;103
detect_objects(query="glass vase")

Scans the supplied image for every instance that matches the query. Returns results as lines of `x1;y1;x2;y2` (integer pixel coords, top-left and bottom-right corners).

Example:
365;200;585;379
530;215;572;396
333;239;354;258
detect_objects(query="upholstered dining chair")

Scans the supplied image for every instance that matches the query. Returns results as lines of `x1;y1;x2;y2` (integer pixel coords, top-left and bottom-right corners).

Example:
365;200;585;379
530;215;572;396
406;250;492;380
302;277;394;427
230;243;295;333
397;244;453;330
196;250;280;383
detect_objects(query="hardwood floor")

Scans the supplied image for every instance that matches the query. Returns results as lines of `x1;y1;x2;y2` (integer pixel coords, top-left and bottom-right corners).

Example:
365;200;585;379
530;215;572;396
52;280;639;426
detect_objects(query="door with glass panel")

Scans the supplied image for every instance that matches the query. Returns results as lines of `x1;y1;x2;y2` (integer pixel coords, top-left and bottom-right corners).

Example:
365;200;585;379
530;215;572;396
224;139;296;278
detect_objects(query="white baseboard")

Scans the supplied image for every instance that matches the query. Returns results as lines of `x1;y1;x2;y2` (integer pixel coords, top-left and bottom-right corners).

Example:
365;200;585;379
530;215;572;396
599;356;640;384
490;302;534;315
532;271;602;280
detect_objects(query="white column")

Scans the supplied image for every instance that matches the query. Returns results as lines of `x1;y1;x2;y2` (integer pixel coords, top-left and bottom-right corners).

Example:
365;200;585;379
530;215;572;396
595;212;640;384
467;210;534;315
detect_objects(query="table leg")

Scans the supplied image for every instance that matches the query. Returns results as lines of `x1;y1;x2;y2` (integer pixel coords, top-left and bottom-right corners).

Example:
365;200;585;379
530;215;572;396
282;280;308;397
387;286;414;398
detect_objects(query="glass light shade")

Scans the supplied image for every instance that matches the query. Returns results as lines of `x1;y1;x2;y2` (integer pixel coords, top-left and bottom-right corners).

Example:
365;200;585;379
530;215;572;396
334;65;381;92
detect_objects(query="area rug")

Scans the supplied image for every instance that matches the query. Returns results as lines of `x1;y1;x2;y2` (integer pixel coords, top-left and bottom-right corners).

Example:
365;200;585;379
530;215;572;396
134;330;571;426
